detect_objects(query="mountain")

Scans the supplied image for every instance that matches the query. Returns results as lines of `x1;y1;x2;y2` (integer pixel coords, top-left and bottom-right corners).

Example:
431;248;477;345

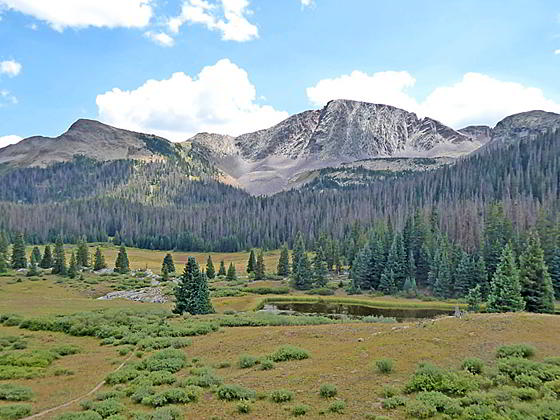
188;100;481;194
490;110;560;144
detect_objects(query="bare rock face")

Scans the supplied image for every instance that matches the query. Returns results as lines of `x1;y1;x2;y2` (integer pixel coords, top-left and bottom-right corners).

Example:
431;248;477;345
490;110;560;144
459;125;492;144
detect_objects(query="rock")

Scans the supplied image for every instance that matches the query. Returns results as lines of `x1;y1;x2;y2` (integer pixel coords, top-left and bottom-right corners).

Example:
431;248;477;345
97;287;167;303
357;338;364;342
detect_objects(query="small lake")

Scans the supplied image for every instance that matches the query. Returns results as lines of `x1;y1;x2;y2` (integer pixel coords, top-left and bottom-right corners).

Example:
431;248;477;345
261;301;455;322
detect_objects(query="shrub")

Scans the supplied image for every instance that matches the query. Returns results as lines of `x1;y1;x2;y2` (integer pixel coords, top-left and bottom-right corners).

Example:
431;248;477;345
415;391;462;416
142;349;187;373
0;384;34;401
375;359;394;374
236;402;251;414
105;367;140;384
405;400;437;418
291;404;311;416
514;374;543;389
268;346;310;362
497;357;560;381
380;385;399;398
80;399;125;418
496;344;536;359
51;345;81;356
216;384;256;401
246;287;290;295
238;354;258;369
141;387;200;407
0;404;32;419
257;359;275;370
544;379;560;397
270;389;293;403
461;358;485;375
130;387;155;404
214;361;231;369
0;366;44;380
404;363;478;396
361;315;397;324
56;412;103;420
544;357;560;366
95;391;124;401
147;371;176;386
328;400;346;414
54;368;75;376
185;371;223;387
305;288;335;296
131;407;182;420
319;383;337;398
382;396;406;409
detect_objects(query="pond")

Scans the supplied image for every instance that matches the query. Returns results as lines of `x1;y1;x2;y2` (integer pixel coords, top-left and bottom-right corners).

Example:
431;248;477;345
260;301;455;322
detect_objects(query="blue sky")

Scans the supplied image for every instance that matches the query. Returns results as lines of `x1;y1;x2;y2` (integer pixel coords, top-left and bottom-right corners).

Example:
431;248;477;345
1;0;560;145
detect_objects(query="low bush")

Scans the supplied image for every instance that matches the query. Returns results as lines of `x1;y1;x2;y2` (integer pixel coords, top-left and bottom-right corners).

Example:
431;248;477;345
216;384;256;401
51;345;81;356
404;400;437;419
257;359;275;370
0;384;34;401
380;385;399;398
54;368;75;376
375;359;394;374
496;344;536;359
142;349;187;373
238;354;258;369
0;366;44;379
105;367;140;385
246;287;290;295
319;383;337;398
141;387;200;407
130;387;155;404
269;389;293;403
236;402;251;414
404;363;478;396
185;371;223;388
80;399;125;418
328;400;346;414
0;337;27;351
291;404;311;416
0;404;32;420
56;411;103;420
514;374;543;389
95;391;124;401
146;371;176;386
461;357;484;375
381;396;406;409
361;315;397;324
268;345;310;362
497;357;560;381
214;361;230;369
544;357;560;366
415;391;462;416
305;288;335;296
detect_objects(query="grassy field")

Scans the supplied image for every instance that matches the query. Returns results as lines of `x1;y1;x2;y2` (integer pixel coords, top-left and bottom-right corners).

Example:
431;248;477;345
0;248;559;419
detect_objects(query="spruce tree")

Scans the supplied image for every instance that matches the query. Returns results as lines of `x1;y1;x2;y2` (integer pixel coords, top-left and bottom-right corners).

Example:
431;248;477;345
68;252;78;279
351;246;372;290
384;234;407;289
379;269;397;295
218;260;226;276
431;247;453;299
291;232;305;275
162;264;170;281
114;246;130;274
550;248;560;299
30;246;42;266
26;262;39;277
333;240;342;275
76;238;89;268
0;252;7;273
0;232;8;257
93;247;107;271
206;255;216;279
226;262;237;281
454;252;474;298
466;285;482;312
519;232;555;313
162;253;175;274
246;250;256;273
293;252;312;290
255;251;266;280
277;244;290;276
487;244;525;313
11;232;27;269
473;255;489;298
403;276;417;294
40;245;54;269
313;247;328;287
52;236;67;275
173;256;214;315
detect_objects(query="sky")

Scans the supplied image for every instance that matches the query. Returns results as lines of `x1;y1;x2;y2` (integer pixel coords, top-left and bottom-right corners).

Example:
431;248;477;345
1;0;560;146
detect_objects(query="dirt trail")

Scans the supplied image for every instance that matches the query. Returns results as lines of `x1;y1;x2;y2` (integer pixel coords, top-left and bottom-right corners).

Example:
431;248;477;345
22;352;135;419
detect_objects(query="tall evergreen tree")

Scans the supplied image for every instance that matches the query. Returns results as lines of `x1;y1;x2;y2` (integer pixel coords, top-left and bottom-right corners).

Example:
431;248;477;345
52;236;67;275
454;252;474;298
255;251;266;280
206;255;216;279
483;204;513;281
379;269;397;295
313;247;328;287
351;245;372;290
277;244;290;276
293;252;312;290
76;237;89;268
40;245;53;269
93;247;107;271
162;253;175;274
114;246;130;274
383;233;407;289
226;262;237;281
218;260;226;276
0;251;7;273
291;232;305;275
0;232;8;257
519;232;555;313
11;232;27;269
550;248;560;299
487;244;525;313
26;262;39;277
68;251;78;279
466;285;482;312
173;256;214;315
473;255;489;298
247;249;256;273
30;246;42;266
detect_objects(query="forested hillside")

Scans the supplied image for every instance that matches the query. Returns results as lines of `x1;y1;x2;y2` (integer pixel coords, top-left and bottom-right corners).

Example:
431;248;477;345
0;129;557;253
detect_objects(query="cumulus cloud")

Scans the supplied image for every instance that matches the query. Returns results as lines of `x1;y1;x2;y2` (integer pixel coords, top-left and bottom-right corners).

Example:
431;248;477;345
301;0;313;8
0;60;22;77
96;59;288;140
555;49;560;55
307;71;560;128
0;90;18;105
0;135;23;148
144;31;174;47
168;0;258;42
0;0;153;31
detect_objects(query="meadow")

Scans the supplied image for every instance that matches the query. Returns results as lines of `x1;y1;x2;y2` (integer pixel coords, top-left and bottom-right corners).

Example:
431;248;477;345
0;246;559;419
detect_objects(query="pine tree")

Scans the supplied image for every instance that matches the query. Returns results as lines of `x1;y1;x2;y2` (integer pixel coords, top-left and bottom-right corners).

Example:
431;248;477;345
466;285;482;312
293;252;312;290
247;250;256;273
550;248;560;299
68;251;78;279
93;247;107;271
431;247;453;299
162;264;170;281
114;246;130;274
76;238;89;268
52;236;67;275
487;244;525;313
277;244;290;276
379;269;397;295
313;247;328;287
255;251;266;280
403;276;417;294
40;245;54;269
206;255;216;279
519;232;555;313
473;255;489;298
30;246;42;266
0;232;8;257
291;232;305;275
0;252;7;273
218;260;226;276
333;240;342;274
11;232;27;269
173;256;214;315
351;246;372;290
226;262;237;281
384;234;407;289
454;252;474;298
26;262;39;277
162;253;175;274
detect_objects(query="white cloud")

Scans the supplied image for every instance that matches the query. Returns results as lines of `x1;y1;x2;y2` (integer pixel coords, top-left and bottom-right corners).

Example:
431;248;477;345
144;31;174;47
168;0;258;42
0;135;22;148
555;49;560;55
96;58;288;140
0;90;18;105
307;71;560;128
301;0;313;8
0;60;22;77
0;0;153;31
